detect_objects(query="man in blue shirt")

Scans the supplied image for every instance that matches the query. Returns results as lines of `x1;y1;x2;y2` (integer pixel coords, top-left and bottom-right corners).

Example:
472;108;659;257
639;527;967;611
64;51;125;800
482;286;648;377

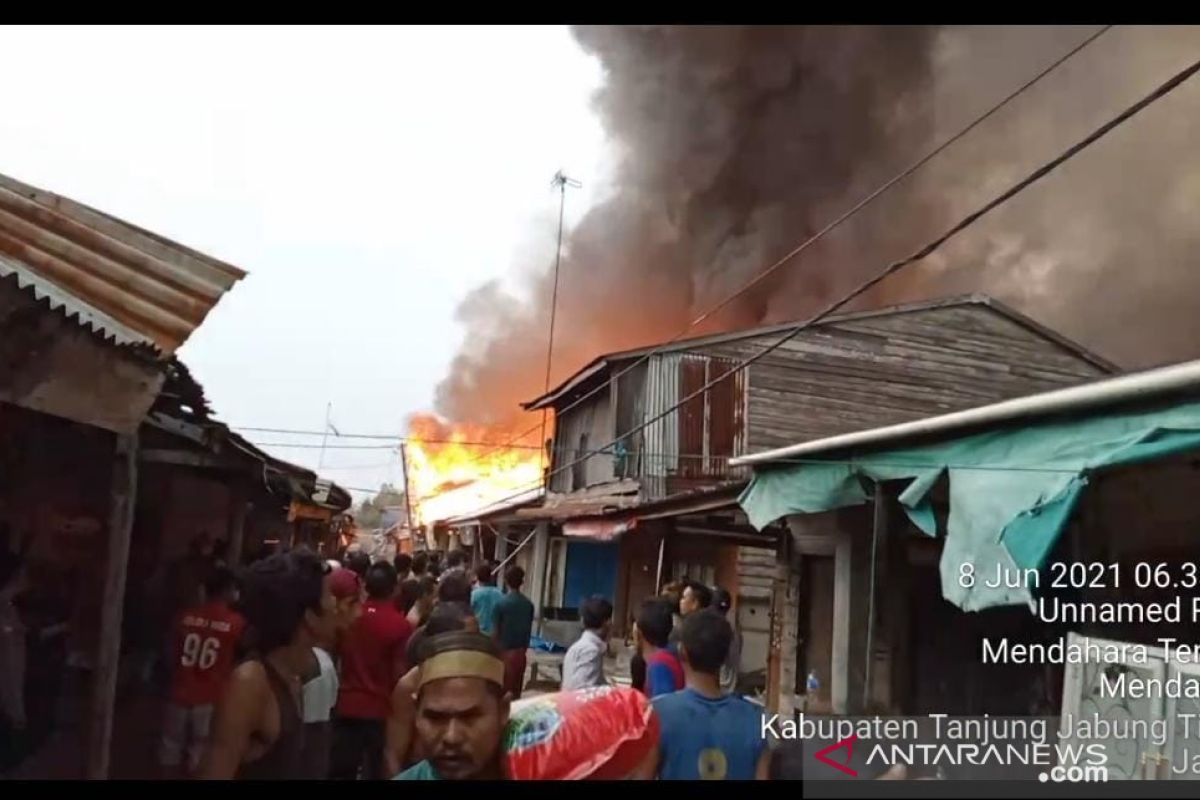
651;609;770;780
470;564;504;635
638;599;684;698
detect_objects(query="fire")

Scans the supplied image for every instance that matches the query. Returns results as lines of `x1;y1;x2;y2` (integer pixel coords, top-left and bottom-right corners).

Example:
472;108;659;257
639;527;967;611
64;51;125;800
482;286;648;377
404;414;546;525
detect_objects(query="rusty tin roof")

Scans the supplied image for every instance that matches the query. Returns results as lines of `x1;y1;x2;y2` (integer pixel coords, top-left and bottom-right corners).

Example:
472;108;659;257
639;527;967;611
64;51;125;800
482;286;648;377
0;172;246;355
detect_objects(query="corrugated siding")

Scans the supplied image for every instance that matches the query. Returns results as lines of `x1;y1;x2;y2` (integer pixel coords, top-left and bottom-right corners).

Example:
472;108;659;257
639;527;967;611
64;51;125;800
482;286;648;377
0;173;245;354
551;402;587;493
737;545;776;600
624;352;753;496
613;361;648;479
588;392;614;486
550;391;614;493
643;353;681;497
685;304;1110;453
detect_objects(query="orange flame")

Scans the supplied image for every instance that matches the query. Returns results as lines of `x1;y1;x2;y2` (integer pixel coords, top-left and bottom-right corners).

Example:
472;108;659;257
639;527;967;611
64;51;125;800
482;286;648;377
404;414;546;525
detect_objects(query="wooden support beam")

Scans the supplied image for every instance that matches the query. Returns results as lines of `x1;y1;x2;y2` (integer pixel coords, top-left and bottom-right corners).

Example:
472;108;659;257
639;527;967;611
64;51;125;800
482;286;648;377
228;483;249;567
864;483;887;711
779;563;801;720
86;432;138;780
766;526;790;715
673;524;780;548
832;527;853;714
144;412;207;444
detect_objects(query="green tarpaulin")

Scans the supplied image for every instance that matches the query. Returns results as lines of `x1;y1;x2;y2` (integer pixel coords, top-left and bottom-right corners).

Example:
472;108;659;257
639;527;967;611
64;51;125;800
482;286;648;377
738;398;1200;611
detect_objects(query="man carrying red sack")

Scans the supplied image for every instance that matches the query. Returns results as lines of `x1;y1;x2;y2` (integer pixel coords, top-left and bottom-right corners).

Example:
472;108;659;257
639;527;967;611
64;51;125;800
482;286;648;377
394;630;511;780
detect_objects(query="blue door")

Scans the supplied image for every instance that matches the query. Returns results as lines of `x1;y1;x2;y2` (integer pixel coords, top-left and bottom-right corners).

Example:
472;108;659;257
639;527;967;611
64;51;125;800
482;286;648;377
563;541;619;611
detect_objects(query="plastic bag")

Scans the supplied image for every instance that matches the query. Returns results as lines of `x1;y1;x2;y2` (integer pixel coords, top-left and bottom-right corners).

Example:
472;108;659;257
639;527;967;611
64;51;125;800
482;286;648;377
503;685;659;780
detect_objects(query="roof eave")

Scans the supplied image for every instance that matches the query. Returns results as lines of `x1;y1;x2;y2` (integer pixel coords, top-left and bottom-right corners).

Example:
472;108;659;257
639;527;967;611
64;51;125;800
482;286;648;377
0;171;247;356
731;357;1200;468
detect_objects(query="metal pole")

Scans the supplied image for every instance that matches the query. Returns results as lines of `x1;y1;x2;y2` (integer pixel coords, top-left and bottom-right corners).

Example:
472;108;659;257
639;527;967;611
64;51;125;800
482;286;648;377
318;402;331;470
864;483;885;711
399;443;414;533
539;171;580;484
654;535;666;594
492;525;540;576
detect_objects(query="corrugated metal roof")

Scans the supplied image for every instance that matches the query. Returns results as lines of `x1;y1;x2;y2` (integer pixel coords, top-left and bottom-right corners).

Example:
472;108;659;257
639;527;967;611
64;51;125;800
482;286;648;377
0;172;246;354
514;481;642;521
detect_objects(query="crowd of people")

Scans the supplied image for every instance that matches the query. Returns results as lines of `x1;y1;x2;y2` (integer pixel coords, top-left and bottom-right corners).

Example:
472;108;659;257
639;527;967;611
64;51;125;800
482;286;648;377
153;542;775;781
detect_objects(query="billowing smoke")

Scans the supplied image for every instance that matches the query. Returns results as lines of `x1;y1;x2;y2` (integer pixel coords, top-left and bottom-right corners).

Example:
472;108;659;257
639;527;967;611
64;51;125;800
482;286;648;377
867;25;1200;371
435;25;1200;426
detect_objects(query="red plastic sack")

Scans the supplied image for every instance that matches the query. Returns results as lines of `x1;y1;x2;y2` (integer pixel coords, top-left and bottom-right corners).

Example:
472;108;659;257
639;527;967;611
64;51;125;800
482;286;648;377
503;686;660;780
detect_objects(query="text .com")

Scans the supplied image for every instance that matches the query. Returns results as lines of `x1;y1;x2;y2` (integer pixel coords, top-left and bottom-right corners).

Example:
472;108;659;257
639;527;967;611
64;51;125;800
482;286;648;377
1041;764;1109;783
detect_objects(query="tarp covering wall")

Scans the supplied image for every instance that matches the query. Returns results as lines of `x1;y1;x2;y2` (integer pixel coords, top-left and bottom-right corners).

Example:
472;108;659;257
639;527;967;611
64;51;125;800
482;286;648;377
739;398;1200;610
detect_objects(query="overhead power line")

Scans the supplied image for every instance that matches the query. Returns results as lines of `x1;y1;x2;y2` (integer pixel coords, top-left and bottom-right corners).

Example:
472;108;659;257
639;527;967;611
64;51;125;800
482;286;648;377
232;426;544;450
234;425;406;440
244;438;541;451
252;442;400;450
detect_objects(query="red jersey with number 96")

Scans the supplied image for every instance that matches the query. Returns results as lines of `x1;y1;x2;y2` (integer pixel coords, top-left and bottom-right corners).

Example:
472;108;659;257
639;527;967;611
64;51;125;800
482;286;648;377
169;601;247;707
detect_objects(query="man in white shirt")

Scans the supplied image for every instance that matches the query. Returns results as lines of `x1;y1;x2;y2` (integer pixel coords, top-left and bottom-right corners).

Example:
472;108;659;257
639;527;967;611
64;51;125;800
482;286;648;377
301;567;362;778
561;596;613;692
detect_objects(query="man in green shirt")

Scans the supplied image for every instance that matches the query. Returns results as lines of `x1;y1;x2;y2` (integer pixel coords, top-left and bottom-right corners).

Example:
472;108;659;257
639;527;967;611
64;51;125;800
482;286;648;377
393;630;510;780
491;566;535;700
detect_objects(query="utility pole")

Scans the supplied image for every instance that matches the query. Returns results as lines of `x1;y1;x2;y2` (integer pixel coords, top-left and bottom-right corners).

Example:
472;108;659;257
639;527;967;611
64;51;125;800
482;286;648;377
318;402;333;470
399;442;415;535
541;170;581;484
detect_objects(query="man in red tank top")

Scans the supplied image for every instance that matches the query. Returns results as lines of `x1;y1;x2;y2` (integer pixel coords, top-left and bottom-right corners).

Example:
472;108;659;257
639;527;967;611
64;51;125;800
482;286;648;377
159;566;246;777
199;550;342;780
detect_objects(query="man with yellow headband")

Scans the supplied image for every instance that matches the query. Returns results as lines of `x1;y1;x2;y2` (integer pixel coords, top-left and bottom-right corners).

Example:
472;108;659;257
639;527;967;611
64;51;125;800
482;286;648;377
393;630;510;780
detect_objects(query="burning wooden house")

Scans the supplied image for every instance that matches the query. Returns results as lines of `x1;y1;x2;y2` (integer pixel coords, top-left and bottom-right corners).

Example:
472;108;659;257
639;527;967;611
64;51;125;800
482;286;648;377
506;295;1114;696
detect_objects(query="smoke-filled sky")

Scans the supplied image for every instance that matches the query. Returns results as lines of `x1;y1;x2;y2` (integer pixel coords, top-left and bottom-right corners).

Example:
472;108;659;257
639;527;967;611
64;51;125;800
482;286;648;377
4;26;1200;499
439;25;1200;428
